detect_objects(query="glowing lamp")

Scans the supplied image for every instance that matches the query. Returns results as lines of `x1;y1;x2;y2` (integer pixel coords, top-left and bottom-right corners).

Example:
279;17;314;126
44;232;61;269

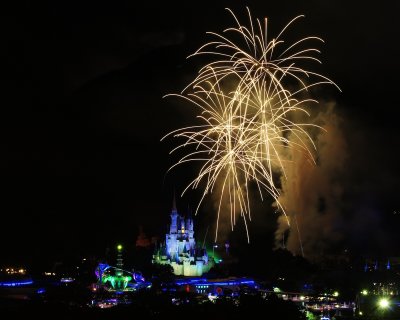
378;298;390;309
117;244;123;251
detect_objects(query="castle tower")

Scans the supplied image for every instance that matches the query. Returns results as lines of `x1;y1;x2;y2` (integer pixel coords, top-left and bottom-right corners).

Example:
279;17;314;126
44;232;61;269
186;208;195;250
170;190;178;234
166;192;178;259
186;206;194;232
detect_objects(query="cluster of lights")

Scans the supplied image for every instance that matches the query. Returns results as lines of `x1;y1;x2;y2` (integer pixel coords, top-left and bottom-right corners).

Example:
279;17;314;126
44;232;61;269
175;278;255;288
196;285;210;289
361;286;397;296
103;275;132;290
1;267;26;275
370;282;398;295
361;289;368;295
315;291;340;298
196;284;209;294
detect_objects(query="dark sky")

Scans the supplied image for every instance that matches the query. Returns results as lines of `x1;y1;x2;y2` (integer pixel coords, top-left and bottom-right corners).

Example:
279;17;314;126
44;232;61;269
2;1;400;266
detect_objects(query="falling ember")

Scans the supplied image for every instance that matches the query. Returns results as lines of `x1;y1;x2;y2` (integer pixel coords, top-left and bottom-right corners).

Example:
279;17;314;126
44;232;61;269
162;7;339;242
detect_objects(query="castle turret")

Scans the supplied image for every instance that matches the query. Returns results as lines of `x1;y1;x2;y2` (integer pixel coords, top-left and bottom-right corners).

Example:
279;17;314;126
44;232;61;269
186;209;194;232
170;191;178;234
186;209;195;250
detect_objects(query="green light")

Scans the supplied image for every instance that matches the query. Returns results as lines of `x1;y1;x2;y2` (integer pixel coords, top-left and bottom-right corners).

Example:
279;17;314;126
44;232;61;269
333;291;339;297
117;244;123;251
361;289;368;295
378;298;390;309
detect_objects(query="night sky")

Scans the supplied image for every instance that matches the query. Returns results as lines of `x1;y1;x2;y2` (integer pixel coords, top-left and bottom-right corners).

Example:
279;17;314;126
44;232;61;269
2;1;400;267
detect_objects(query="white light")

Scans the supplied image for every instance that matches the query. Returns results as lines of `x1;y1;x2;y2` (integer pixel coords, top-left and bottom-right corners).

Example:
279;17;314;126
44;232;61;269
378;298;390;309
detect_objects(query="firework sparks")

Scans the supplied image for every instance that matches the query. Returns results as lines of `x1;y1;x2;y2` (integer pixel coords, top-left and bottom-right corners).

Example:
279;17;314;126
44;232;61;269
162;8;339;242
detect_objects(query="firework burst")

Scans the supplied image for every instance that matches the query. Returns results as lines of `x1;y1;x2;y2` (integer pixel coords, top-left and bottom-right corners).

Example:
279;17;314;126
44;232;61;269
162;8;339;242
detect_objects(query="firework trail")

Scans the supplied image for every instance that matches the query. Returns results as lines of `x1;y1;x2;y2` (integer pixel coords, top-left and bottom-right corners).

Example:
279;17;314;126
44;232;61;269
162;7;339;242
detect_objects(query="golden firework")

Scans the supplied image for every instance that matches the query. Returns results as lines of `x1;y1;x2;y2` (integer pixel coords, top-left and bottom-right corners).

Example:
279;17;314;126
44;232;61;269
162;8;339;241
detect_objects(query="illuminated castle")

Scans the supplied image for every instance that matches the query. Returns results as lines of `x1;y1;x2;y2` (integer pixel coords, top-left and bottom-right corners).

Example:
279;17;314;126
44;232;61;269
152;197;213;276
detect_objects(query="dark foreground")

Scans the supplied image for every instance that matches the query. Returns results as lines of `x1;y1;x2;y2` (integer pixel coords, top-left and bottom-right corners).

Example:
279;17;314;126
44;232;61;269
1;292;306;320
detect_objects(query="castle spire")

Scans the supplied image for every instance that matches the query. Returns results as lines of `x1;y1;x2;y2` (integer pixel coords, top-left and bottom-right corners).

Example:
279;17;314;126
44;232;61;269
172;188;177;211
170;189;178;233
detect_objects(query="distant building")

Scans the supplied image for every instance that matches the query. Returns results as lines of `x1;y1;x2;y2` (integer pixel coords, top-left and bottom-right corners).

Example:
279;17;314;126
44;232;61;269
135;225;151;248
152;196;213;276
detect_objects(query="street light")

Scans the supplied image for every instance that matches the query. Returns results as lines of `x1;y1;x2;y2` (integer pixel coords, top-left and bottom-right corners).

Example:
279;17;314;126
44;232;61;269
333;291;339;297
378;298;390;309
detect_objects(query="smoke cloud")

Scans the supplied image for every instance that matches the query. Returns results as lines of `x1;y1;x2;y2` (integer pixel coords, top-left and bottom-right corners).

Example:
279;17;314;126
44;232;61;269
274;102;348;260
